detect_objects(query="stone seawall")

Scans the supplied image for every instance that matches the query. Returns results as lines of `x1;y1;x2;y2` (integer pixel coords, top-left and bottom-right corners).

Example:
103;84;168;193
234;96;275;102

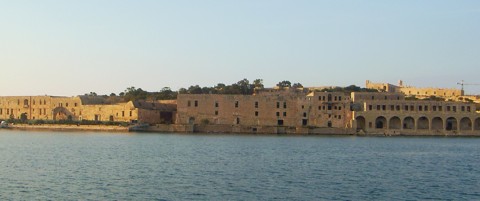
8;124;129;132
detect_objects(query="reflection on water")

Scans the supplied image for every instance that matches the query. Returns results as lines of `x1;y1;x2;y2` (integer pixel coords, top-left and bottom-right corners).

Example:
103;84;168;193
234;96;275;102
0;130;479;200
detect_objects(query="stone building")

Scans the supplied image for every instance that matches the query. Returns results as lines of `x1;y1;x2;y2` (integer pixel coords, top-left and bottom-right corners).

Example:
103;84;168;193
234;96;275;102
351;92;480;135
0;96;176;124
175;88;353;134
366;80;463;98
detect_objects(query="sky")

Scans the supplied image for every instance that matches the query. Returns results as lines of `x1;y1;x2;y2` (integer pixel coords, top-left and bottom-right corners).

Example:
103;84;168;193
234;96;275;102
1;0;479;96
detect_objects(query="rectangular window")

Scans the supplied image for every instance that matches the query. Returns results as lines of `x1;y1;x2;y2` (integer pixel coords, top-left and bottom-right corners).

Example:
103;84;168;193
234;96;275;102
276;112;280;117
467;106;471;112
194;100;198;107
255;111;258;116
447;106;451;111
339;106;342;110
433;106;437;111
339;96;342;101
369;105;373;111
235;101;239;108
425;106;428;111
419;106;423;111
75;103;78;107
283;102;287;109
130;111;132;116
377;105;380;110
215;101;219;108
410;106;414;111
396;105;400;111
461;106;465;112
390;105;394;111
122;111;125;117
66;103;69;107
276;102;280;108
453;106;456;112
334;96;337;101
338;115;342;119
215;111;218;115
7;109;9;115
382;105;386;111
405;105;409;111
0;109;2;115
318;106;321;110
283;112;287;117
255;102;258;108
439;106;443;111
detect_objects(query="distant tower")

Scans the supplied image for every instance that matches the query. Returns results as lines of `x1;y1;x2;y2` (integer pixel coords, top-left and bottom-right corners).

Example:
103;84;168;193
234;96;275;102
398;80;403;87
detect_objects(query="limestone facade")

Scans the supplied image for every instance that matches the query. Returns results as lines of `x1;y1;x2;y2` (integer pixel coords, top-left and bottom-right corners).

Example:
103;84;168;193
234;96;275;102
366;80;463;98
352;92;480;135
0;96;176;124
175;88;352;133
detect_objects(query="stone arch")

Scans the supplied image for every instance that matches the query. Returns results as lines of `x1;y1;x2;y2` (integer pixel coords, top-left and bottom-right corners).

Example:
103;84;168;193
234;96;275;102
432;117;443;130
474;118;480;130
403;117;414;129
460;117;472;131
446;117;458;131
417;117;429;130
53;107;73;121
375;116;387;129
188;117;195;125
356;116;366;131
389;116;401;129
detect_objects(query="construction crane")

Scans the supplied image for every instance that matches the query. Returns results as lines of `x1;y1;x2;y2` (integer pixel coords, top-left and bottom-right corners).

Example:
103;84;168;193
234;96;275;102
457;80;480;91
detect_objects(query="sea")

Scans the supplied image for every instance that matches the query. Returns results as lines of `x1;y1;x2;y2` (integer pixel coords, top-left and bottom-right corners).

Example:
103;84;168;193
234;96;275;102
0;130;479;200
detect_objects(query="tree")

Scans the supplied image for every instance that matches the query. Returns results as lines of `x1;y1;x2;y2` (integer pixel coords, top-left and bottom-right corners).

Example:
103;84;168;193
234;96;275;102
292;83;303;88
277;80;292;88
123;86;148;101
110;93;116;97
253;79;264;89
20;113;28;123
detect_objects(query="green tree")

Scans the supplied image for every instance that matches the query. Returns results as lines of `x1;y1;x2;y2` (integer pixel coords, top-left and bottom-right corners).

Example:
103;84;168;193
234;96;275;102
20;113;28;123
277;80;292;88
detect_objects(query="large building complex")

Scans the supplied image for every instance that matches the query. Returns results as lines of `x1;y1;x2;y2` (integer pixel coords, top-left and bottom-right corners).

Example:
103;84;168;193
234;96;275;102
2;80;479;135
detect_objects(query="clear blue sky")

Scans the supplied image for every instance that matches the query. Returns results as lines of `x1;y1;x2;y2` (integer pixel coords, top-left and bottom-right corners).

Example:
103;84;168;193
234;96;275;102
1;0;479;96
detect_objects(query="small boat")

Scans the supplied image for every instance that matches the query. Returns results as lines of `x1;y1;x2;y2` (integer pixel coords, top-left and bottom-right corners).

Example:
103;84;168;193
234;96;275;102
0;121;8;128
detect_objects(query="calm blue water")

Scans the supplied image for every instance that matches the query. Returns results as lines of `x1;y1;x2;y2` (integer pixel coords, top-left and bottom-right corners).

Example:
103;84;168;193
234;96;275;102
0;130;479;200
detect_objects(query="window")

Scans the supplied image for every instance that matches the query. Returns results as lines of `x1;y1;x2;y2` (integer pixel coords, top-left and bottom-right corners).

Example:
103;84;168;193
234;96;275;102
328;105;332;110
318;106;321;110
283;112;287;117
369;105;373;111
338;115;342;119
194;100;198;107
301;105;304;109
391;105;395;111
339;106;342;110
122;111;125;117
0;109;2;115
215;101;219;108
467;106;471;112
433;106;437;111
130;111;132;116
188;101;191;107
377;105;380;110
276;102;280;108
215;111;218;115
303;112;307;117
410;106;414;111
447;106;451;111
453;106;456;112
339;96;342;101
334;96;337;101
439;106;443;111
283;102;287;109
405;105;409;111
66;103;69;107
461;106;465;112
235;101;239;108
255;111;258;116
382;105;386;110
372;96;375;100
255;102;258;108
75;103;78;107
276;112;280;117
425;106;428;111
419;106;423;111
396;105;400;111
